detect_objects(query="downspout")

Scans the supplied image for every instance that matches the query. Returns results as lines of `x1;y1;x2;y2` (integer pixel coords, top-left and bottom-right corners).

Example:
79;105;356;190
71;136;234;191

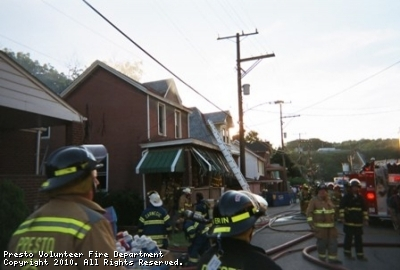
35;129;42;175
142;174;146;210
138;149;149;210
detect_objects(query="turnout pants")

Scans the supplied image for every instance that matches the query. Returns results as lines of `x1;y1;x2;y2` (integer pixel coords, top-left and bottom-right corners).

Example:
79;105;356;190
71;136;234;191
343;225;364;258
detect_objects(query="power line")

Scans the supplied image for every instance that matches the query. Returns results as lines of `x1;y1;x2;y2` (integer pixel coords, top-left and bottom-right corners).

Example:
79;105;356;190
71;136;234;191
82;0;228;116
295;59;400;113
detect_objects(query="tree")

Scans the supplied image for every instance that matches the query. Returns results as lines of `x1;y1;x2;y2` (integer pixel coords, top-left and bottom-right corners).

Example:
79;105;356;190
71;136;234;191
3;48;74;94
270;149;302;179
244;130;261;143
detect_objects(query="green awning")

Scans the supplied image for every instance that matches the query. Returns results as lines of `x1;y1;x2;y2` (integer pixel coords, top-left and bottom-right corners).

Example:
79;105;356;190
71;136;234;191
136;148;184;174
191;147;233;176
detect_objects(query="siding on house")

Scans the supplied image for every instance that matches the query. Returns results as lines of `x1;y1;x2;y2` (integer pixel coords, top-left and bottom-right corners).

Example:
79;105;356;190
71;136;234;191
50;62;191;193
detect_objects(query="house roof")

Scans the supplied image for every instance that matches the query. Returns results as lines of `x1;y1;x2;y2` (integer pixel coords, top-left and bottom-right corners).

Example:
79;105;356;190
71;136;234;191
246;141;273;154
61;60;190;112
0;50;85;131
203;110;234;128
143;78;182;105
189;107;217;145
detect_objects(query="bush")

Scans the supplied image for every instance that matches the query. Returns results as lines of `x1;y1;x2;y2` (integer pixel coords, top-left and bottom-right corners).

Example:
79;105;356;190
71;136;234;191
94;190;143;228
0;180;29;252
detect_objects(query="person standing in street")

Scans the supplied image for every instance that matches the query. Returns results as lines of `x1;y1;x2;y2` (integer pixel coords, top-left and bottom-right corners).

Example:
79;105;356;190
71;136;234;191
197;190;282;270
388;185;400;232
330;184;342;221
4;145;124;270
300;184;312;215
306;184;341;264
339;178;369;261
138;190;172;249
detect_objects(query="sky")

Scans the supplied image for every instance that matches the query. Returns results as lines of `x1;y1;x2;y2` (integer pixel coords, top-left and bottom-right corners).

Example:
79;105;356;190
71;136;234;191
1;0;400;148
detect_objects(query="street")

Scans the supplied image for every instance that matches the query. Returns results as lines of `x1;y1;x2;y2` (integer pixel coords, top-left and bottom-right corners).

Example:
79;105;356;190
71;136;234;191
252;202;400;270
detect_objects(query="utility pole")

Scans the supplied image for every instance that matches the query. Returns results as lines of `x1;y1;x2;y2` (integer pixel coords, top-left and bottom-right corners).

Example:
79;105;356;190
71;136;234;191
273;100;300;191
218;30;275;178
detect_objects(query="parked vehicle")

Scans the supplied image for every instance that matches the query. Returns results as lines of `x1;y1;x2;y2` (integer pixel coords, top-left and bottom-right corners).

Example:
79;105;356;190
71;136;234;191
343;158;400;223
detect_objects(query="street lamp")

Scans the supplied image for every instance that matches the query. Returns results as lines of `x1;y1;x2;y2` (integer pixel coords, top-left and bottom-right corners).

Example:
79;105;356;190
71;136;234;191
238;84;250;177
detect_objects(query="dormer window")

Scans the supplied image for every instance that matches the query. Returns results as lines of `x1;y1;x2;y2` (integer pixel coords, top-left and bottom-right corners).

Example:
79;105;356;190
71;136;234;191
222;128;229;143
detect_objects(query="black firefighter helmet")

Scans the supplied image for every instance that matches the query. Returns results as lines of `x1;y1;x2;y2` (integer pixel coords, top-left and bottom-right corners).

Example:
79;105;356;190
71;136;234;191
41;145;107;192
208;190;266;238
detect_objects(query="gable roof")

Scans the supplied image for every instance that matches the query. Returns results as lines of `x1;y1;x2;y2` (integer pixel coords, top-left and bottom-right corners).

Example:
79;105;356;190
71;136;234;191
203;110;234;128
143;78;182;105
0;51;85;131
61;60;190;112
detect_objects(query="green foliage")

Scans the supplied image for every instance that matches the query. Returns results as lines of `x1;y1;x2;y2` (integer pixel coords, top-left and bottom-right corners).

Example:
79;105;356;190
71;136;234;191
284;138;399;183
3;48;73;94
270;150;302;178
0;180;29;252
244;130;261;143
94;190;143;227
288;177;307;186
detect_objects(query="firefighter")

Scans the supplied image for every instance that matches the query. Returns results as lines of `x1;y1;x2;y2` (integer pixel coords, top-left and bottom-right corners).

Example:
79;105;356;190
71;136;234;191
339;178;369;261
306;184;341;264
327;182;334;197
4;145;124;270
300;184;312;215
178;187;193;214
194;192;210;219
331;184;342;221
138;190;172;249
388;185;400;231
197;190;282;270
180;210;210;266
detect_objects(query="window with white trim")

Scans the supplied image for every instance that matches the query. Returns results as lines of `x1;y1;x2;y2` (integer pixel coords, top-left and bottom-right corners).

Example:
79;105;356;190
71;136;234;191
41;127;51;139
175;110;182;138
158;103;166;136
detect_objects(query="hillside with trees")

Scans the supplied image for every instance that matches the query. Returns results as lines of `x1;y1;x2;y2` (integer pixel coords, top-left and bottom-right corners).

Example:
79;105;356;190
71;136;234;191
285;138;399;183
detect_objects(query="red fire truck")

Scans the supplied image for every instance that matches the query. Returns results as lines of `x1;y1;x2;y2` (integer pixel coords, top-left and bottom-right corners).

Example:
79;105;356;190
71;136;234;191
345;158;400;222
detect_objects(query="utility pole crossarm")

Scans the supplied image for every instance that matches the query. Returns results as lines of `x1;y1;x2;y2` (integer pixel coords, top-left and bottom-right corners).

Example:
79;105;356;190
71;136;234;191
217;30;258;40
282;114;301;119
240;53;275;63
217;30;275;178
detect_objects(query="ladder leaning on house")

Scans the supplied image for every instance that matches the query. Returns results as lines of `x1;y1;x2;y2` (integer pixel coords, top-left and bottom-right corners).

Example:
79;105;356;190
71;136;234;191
207;119;250;192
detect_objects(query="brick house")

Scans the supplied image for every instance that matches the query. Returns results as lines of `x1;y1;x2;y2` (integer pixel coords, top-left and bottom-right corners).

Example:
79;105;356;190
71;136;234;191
48;61;235;209
0;50;85;211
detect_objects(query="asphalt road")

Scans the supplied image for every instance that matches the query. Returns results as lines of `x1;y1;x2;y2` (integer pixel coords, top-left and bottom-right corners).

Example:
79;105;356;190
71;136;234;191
252;202;400;270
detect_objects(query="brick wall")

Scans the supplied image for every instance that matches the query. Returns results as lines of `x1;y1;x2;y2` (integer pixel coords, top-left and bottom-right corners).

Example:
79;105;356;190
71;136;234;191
0;175;48;213
0;130;37;174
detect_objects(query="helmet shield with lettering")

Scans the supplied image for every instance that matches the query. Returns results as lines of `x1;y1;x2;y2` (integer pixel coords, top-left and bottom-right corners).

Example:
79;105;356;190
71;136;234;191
208;190;262;238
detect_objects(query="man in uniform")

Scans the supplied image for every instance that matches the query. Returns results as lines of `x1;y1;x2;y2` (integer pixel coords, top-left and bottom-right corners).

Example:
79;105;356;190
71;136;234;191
138;190;172;249
178;187;193;214
331;185;342;221
300;184;312;215
180;210;210;266
194;192;210;219
197;190;282;270
306;184;341;264
339;178;369;261
4;145;124;270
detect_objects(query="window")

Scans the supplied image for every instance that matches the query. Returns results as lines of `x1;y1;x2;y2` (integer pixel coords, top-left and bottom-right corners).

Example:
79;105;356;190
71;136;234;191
41;127;51;139
222;128;228;143
175;110;182;138
97;156;108;191
158;103;166;136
